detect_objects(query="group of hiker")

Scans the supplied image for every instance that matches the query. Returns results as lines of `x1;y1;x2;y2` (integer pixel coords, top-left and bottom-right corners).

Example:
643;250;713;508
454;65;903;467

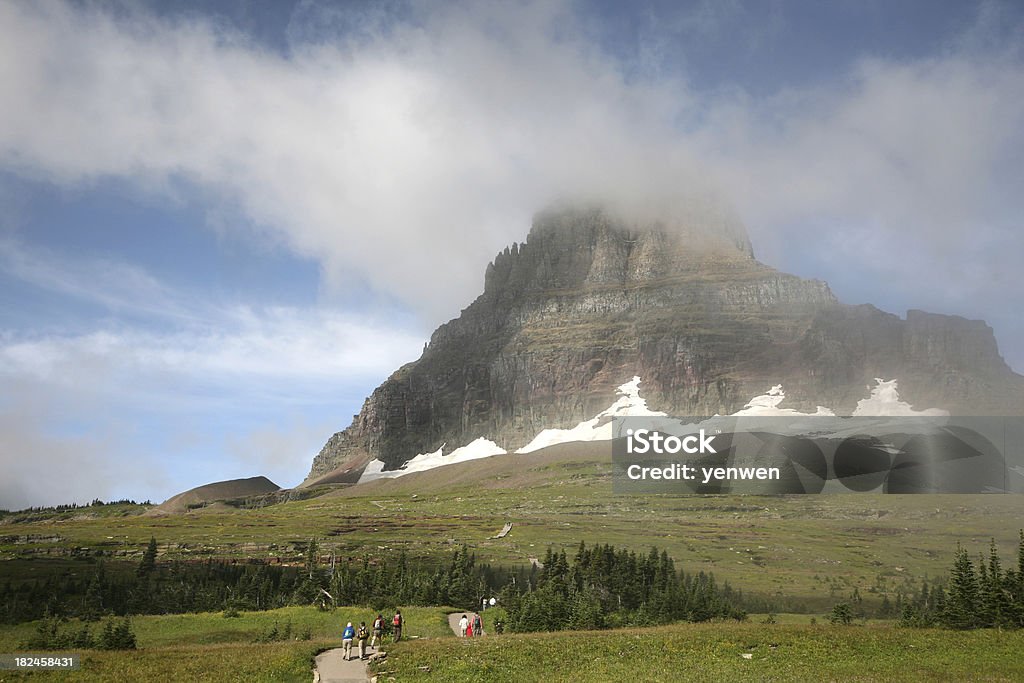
458;612;484;637
341;610;403;661
342;609;492;659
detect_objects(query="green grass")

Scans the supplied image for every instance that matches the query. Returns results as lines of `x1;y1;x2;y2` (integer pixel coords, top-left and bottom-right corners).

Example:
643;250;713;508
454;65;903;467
0;605;453;652
0;641;322;682
2;448;1021;611
6;607;1022;682
0;605;456;681
375;622;1024;682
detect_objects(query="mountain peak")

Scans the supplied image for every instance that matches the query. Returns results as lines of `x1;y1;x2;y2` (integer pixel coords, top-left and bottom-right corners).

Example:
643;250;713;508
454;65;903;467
482;201;758;308
300;207;1022;487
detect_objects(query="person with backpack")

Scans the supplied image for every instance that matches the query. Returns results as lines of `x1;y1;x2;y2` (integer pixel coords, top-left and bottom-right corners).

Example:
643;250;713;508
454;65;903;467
342;621;355;661
357;621;369;659
392;610;403;642
473;613;483;636
370;614;384;649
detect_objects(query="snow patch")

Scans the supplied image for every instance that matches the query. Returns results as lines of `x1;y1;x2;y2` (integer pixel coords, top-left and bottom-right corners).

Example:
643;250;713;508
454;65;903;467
516;376;667;453
731;384;835;417
357;458;391;483
852;379;949;417
448;438;507;462
357;375;949;484
357;438;506;483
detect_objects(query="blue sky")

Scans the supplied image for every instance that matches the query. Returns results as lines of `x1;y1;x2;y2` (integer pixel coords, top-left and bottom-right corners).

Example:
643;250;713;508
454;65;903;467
1;0;1022;508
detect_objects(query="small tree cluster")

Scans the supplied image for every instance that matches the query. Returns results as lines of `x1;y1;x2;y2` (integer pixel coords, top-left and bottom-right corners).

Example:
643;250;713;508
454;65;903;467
502;542;742;632
97;618;137;650
317;543;495;611
23;616;136;650
900;532;1024;630
942;534;1024;629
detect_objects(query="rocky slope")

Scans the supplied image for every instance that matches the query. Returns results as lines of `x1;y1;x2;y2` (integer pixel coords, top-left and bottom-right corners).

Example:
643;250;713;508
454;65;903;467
301;204;1023;486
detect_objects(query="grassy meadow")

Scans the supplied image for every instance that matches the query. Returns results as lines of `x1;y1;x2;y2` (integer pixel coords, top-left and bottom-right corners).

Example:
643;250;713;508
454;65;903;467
3;445;1022;611
375;622;1024;682
1;607;1022;681
0;605;450;681
3;446;1023;680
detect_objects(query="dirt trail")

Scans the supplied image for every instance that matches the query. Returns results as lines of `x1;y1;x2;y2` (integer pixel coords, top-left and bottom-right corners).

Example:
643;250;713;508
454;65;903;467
313;647;370;683
447;611;487;637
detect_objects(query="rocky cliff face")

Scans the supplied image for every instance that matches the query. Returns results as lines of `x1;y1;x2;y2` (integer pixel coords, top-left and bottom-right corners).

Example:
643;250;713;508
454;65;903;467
301;205;1023;485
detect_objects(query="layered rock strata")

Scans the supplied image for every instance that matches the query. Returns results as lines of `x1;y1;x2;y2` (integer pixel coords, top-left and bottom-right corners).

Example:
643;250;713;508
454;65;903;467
302;205;1022;486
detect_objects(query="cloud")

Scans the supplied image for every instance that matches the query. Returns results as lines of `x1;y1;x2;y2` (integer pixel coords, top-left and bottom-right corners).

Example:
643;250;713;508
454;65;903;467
0;0;714;323
0;238;193;321
0;239;425;385
1;310;423;392
0;2;1019;331
0;378;170;510
225;416;340;489
700;55;1024;245
688;49;1024;369
0;246;425;508
0;301;426;419
0;304;424;508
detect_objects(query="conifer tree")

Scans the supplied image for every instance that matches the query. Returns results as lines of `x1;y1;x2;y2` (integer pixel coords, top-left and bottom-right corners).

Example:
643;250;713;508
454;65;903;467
304;538;319;579
136;537;158;577
944;543;979;629
982;540;1007;628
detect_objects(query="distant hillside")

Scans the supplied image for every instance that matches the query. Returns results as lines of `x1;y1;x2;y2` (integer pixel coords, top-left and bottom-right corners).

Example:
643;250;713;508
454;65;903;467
153;476;280;514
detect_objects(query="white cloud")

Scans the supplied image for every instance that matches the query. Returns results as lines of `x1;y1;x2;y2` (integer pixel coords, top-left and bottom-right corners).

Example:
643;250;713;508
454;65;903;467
0;246;425;508
225;416;340;489
687;50;1024;369
0;2;1019;334
0;378;171;510
0;238;193;321
1;310;422;386
0;0;715;322
0;240;425;387
0;303;424;507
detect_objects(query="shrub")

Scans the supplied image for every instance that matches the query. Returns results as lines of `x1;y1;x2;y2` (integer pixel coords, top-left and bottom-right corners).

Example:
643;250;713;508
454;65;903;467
829;603;853;626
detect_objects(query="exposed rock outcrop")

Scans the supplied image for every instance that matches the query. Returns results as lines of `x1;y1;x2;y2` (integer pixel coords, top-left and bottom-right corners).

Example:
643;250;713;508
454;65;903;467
301;205;1023;486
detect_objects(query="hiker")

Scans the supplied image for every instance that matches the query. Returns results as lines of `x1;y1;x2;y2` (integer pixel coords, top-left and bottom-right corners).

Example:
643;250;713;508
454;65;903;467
467;620;473;637
459;614;469;637
473;613;483;636
393;610;403;642
370;614;384;649
357;621;369;659
342;621;355;661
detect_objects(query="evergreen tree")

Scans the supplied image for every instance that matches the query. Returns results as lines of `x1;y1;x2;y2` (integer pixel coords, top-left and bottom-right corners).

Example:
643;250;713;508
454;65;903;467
829;603;853;625
981;540;1008;628
944;544;979;629
96;618;132;649
1013;530;1024;627
81;563;106;621
112;618;137;649
304;538;320;579
136;537;158;577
